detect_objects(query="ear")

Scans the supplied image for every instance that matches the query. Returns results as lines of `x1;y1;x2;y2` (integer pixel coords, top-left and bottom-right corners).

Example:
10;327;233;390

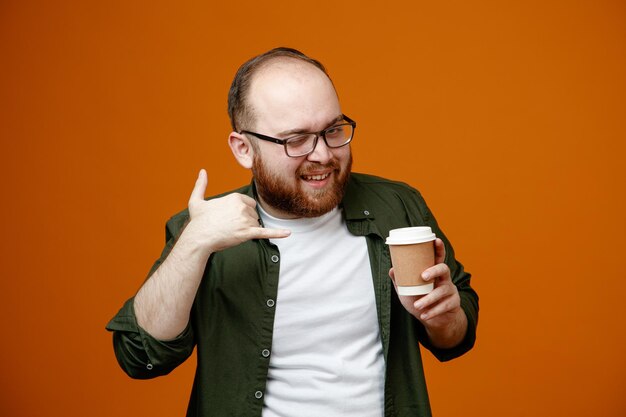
228;132;255;169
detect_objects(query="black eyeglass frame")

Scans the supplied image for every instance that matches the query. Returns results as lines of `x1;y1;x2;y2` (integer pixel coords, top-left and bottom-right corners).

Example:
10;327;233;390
240;114;357;158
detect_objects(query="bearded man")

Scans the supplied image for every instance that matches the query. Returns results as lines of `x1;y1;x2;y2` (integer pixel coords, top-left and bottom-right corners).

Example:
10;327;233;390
107;47;479;417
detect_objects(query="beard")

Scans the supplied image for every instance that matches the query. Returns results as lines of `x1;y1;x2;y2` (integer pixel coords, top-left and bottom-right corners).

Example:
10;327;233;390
252;153;352;218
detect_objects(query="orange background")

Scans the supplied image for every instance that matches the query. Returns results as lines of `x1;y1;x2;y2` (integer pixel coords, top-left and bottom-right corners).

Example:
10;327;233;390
1;1;625;415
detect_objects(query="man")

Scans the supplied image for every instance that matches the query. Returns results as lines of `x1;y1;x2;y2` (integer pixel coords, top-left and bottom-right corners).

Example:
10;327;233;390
107;47;478;417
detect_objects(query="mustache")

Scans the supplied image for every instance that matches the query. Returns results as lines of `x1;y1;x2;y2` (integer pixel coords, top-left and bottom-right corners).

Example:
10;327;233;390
297;160;341;176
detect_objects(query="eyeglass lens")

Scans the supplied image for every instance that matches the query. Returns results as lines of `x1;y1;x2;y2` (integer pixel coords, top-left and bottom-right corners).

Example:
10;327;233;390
285;124;353;156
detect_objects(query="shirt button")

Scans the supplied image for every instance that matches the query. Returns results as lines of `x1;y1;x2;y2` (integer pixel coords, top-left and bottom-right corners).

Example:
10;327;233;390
271;255;279;263
254;391;263;399
363;210;370;216
262;349;270;358
146;363;153;370
266;299;275;307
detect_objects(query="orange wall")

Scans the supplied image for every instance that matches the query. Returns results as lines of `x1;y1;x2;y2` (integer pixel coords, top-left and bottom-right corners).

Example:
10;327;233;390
1;1;625;415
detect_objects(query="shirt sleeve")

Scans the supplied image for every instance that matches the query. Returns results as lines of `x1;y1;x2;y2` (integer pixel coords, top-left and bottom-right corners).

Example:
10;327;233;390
418;259;479;362
409;189;480;362
106;210;195;379
106;297;195;379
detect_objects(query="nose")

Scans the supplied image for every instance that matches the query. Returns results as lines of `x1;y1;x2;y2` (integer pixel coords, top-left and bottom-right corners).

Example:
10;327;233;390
306;136;333;164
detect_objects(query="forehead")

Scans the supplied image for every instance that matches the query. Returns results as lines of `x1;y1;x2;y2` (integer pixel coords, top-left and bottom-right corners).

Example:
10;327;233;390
247;58;342;133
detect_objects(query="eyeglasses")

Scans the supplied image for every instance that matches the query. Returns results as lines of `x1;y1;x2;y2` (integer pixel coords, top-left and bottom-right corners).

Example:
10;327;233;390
240;114;356;158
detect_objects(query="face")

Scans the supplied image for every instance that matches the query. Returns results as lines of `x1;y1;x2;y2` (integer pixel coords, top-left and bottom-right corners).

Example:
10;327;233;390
245;60;353;219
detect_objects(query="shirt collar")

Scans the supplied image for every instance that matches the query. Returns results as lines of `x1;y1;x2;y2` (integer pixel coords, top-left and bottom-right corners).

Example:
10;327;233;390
341;175;376;221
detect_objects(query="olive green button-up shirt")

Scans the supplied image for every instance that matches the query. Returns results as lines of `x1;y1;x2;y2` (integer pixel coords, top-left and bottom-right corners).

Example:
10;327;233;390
107;173;479;417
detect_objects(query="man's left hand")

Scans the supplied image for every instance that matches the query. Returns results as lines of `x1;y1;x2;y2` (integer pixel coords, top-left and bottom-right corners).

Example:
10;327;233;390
389;238;468;349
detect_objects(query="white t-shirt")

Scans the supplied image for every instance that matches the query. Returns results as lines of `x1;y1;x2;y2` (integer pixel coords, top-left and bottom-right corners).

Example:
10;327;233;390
259;206;385;417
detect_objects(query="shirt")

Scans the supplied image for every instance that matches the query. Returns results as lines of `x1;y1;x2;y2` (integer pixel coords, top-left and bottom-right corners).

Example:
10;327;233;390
106;173;479;417
259;206;385;416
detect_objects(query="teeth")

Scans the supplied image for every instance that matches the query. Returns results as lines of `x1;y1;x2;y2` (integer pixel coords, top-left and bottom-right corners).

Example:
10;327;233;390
303;173;330;181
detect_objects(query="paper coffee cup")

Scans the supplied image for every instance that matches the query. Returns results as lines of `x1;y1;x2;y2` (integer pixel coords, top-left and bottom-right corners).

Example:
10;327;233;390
386;227;436;295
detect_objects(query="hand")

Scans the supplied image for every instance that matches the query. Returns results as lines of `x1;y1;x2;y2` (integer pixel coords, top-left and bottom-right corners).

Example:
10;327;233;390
185;169;291;253
389;238;467;347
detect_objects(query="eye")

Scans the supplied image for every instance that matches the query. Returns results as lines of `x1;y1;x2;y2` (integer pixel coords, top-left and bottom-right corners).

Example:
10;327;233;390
326;126;341;135
325;125;348;139
287;135;310;147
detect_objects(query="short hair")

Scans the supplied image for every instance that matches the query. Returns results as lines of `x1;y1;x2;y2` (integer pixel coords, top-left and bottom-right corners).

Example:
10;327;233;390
227;47;330;132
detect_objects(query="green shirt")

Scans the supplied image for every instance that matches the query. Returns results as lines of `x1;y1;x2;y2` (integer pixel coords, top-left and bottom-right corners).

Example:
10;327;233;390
107;173;479;417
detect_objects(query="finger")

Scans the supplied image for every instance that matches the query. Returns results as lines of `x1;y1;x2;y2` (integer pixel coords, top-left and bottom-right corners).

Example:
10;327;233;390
421;262;450;282
434;238;446;265
244;205;260;221
226;192;256;208
189;169;208;204
414;284;454;310
246;227;291;240
419;295;459;320
238;194;258;208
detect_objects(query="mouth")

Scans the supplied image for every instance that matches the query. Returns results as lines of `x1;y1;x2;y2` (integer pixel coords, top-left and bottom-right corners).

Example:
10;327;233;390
299;170;335;190
301;172;332;181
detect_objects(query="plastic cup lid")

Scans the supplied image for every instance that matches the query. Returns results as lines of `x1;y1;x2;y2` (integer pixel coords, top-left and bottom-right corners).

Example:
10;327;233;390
385;226;436;245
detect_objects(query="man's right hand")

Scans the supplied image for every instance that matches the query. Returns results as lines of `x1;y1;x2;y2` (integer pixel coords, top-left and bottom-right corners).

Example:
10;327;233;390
186;169;291;254
134;169;290;340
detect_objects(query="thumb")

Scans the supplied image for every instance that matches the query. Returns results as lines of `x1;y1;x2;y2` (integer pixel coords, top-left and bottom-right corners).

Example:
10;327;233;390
388;267;395;280
388;268;399;292
434;238;446;265
189;169;208;204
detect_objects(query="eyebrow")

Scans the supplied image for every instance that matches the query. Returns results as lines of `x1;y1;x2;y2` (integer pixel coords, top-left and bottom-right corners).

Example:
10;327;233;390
276;114;344;137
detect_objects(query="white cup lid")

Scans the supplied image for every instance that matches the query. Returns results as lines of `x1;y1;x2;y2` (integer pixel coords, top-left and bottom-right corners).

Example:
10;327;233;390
385;226;436;245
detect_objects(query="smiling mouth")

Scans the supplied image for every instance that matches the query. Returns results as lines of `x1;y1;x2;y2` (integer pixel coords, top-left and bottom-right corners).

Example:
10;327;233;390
302;172;331;181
